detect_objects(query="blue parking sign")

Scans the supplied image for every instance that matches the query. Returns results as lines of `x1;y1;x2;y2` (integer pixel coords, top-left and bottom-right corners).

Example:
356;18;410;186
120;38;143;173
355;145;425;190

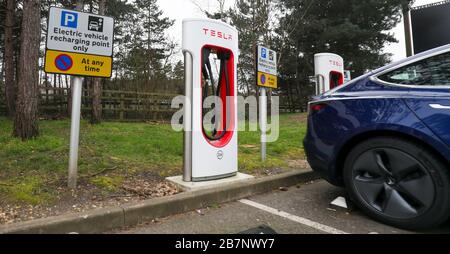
61;11;78;28
261;48;267;59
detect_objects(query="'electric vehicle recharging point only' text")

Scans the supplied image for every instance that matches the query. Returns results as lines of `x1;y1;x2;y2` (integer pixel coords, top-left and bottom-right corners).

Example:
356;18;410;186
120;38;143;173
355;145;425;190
182;18;239;182
314;53;344;95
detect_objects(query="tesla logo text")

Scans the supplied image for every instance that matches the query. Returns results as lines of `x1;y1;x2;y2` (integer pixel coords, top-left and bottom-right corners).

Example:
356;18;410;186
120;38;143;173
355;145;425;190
202;28;232;40
329;60;342;67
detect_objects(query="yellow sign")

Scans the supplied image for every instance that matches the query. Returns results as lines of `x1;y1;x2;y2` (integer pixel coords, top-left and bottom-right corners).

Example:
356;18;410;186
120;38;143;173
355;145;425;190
257;72;278;89
44;50;112;78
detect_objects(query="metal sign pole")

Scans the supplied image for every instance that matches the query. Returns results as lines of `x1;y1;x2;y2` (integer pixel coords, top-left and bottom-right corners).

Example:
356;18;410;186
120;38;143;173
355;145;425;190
260;87;267;161
68;76;83;189
256;45;277;162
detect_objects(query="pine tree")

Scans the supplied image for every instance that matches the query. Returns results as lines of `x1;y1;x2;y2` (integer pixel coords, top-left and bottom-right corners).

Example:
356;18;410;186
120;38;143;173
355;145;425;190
275;0;413;111
229;0;273;96
133;0;174;83
172;61;184;81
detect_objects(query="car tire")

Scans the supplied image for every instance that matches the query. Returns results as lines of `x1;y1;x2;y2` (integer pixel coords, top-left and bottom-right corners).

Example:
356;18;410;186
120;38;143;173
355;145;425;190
343;136;450;230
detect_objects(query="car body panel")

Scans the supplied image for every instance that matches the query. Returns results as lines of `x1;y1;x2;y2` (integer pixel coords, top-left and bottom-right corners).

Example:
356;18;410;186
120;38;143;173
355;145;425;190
404;95;450;148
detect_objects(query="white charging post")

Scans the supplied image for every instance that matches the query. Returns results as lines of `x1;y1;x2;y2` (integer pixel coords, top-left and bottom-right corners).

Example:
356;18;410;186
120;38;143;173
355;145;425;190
314;53;345;95
181;18;239;182
256;46;278;162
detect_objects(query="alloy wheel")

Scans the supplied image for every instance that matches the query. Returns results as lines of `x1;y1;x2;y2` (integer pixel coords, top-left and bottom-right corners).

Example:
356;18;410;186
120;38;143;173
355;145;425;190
351;148;435;219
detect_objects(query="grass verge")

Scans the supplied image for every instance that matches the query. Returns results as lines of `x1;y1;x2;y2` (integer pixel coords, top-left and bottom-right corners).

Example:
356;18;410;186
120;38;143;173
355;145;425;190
0;113;307;205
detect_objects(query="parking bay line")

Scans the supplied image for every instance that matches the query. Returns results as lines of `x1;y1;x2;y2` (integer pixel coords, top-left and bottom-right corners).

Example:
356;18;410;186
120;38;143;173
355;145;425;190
239;199;349;234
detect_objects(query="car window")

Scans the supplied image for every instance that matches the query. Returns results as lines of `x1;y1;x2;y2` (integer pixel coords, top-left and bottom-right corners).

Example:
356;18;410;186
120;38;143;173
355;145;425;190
378;52;450;86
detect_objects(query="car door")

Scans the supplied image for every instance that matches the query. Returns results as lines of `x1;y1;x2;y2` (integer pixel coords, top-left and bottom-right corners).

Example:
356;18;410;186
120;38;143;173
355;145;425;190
375;50;450;147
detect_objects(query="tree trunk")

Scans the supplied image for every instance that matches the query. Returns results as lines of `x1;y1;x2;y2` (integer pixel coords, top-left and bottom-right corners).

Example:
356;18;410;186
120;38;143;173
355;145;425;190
13;0;41;140
4;0;16;117
91;0;106;124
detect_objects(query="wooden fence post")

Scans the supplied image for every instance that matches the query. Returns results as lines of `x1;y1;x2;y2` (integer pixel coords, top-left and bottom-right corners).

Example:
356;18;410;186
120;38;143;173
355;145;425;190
120;92;125;121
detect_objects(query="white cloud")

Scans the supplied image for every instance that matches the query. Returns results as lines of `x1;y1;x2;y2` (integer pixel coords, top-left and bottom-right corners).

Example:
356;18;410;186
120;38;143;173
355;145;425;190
157;0;234;45
157;0;235;62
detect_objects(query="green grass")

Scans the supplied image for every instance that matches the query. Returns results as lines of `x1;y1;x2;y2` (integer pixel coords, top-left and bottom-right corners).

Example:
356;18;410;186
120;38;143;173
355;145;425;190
90;176;125;192
0;113;307;204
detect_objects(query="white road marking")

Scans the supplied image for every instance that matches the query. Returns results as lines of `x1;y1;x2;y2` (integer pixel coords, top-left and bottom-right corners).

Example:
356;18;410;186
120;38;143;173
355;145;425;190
239;199;349;234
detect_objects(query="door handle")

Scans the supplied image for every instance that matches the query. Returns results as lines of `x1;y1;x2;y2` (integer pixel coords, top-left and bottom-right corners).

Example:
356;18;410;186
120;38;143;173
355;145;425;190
430;104;450;109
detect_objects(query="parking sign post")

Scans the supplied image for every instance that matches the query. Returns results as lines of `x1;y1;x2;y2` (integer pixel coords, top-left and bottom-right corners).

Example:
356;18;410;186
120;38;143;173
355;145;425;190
68;76;83;189
259;87;267;161
256;45;278;162
44;6;114;189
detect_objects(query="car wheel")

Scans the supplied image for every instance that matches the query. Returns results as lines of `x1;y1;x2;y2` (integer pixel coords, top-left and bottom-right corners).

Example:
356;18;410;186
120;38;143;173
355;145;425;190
343;137;450;230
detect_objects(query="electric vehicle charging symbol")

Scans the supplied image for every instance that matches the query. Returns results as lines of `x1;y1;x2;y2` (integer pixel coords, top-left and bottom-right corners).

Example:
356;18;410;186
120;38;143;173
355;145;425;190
269;51;274;61
88;16;104;32
217;150;224;160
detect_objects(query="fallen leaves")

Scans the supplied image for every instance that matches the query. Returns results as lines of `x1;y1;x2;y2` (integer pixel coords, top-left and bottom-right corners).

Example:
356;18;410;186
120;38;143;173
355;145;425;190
0;179;180;226
0;205;22;224
120;180;179;198
287;159;312;169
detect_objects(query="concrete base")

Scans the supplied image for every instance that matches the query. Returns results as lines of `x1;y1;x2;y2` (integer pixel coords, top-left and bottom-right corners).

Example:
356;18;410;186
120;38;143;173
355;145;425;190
166;173;255;192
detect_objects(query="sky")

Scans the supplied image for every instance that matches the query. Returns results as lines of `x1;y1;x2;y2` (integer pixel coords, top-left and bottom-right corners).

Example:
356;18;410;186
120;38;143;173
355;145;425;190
158;0;442;63
157;0;234;56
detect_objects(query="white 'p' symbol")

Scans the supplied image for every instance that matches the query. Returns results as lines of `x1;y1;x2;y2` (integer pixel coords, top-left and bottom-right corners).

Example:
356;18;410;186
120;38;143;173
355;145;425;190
64;14;76;26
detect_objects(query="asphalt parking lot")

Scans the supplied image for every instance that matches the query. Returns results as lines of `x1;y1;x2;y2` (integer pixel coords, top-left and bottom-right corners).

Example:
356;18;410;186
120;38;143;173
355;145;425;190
112;180;450;234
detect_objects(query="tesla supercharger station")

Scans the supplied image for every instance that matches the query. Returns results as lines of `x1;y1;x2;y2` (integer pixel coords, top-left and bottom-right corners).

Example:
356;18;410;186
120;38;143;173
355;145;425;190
314;53;345;95
182;19;239;182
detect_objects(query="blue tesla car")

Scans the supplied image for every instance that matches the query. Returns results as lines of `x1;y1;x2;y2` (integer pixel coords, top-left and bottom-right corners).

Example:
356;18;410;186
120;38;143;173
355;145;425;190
304;44;450;229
